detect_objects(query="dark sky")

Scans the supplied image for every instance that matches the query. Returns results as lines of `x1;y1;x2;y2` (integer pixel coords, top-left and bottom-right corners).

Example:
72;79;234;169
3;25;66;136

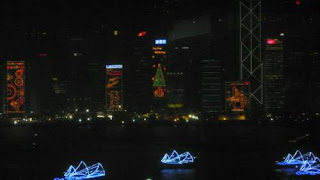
1;0;319;33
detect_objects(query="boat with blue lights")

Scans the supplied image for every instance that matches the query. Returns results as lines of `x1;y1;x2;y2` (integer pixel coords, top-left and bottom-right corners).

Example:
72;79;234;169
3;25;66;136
161;150;197;168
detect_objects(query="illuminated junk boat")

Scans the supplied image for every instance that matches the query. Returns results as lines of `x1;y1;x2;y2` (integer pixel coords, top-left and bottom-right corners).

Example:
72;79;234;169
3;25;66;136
276;150;317;167
296;157;320;176
161;150;196;167
54;161;106;180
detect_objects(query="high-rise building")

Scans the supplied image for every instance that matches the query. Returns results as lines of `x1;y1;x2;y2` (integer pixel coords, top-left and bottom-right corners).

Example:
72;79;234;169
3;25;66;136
310;51;320;113
165;43;190;113
151;39;168;111
127;34;153;113
200;59;223;113
106;64;123;112
262;0;320;119
166;72;184;110
239;0;263;108
6;61;26;115
284;36;320;114
167;10;238;114
264;38;285;114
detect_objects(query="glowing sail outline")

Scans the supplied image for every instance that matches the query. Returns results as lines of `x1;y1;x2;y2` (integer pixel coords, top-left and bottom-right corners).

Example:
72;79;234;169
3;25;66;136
161;150;195;165
277;150;317;166
296;157;320;176
54;161;106;180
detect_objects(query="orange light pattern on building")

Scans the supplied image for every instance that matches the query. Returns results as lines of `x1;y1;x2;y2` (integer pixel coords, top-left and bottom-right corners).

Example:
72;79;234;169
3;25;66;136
108;91;121;110
225;81;250;113
106;77;120;89
152;47;163;51
154;51;167;55
106;65;123;111
7;61;25;113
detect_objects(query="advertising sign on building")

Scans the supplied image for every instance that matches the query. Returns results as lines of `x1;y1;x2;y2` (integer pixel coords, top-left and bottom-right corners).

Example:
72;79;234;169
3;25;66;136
225;81;250;113
106;64;123;112
7;61;25;113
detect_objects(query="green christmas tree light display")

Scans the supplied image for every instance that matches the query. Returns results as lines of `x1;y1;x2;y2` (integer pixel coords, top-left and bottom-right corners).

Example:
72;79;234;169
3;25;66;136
153;63;166;87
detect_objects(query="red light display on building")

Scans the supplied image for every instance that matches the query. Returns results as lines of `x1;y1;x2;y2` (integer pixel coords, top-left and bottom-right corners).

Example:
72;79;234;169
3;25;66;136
7;61;25;113
296;0;301;5
138;31;147;37
267;38;277;45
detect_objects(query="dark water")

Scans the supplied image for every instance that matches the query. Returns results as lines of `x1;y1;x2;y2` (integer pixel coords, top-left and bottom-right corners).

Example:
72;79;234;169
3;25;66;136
1;123;319;180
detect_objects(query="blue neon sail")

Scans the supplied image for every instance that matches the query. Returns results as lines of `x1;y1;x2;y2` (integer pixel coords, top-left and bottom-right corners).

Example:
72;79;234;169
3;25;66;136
296;157;320;176
161;150;195;165
277;150;317;166
54;161;106;180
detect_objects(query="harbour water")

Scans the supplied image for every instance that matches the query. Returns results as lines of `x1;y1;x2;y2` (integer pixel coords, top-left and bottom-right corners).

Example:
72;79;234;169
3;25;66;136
1;122;318;180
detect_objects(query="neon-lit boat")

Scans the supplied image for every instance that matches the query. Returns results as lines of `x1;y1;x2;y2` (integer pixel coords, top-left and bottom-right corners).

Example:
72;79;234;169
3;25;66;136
54;161;106;180
276;150;317;166
296;157;320;176
161;150;195;165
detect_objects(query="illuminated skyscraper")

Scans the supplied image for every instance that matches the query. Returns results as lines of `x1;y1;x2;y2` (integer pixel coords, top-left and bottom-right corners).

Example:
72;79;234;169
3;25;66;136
150;39;168;111
264;38;285;114
262;0;320;117
152;40;167;99
239;0;263;107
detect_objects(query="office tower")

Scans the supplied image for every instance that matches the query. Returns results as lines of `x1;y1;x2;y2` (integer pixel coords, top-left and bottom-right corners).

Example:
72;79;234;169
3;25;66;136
264;38;285;114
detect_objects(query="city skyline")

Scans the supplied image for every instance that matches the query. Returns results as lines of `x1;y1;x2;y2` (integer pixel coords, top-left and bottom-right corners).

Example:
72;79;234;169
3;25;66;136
0;0;319;122
1;1;320;180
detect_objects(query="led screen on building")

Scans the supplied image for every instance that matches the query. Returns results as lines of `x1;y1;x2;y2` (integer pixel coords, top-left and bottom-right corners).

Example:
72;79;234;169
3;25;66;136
106;64;123;111
225;81;250;113
7;61;25;113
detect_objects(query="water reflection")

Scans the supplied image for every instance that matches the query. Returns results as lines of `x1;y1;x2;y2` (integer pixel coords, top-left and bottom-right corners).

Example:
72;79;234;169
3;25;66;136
160;168;196;180
274;167;316;180
275;167;298;176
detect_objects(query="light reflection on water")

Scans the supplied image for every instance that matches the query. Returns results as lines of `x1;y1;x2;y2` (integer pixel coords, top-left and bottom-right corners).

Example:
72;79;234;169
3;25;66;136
160;168;196;180
275;167;298;176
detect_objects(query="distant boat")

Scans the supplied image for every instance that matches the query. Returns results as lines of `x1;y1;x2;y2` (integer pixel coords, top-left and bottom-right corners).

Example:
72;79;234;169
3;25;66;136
54;161;106;180
161;150;195;165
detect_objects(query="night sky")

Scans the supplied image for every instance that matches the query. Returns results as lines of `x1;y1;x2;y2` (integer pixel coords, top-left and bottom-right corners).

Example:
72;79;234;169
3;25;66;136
1;0;319;34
